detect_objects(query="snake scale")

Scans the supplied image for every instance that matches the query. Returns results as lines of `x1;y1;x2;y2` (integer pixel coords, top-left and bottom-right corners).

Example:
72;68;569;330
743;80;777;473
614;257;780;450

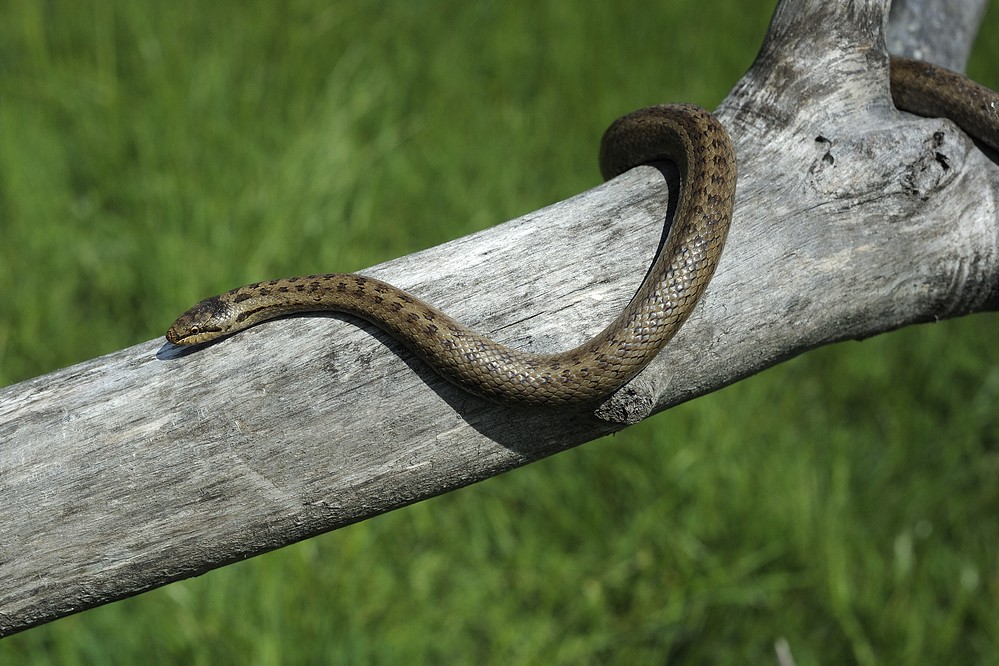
167;57;999;405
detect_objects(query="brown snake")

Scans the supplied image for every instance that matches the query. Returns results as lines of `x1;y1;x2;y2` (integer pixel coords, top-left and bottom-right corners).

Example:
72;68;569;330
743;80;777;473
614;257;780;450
167;57;999;405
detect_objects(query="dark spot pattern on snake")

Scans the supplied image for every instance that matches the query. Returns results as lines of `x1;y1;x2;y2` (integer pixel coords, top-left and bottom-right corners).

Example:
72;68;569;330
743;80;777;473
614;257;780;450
166;61;999;403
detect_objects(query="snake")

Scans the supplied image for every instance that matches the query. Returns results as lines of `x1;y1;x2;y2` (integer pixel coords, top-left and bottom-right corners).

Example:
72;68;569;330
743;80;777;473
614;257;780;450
167;57;999;405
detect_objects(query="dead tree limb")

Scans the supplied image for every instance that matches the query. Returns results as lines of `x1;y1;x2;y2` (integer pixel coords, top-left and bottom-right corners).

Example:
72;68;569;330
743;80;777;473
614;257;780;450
1;0;996;637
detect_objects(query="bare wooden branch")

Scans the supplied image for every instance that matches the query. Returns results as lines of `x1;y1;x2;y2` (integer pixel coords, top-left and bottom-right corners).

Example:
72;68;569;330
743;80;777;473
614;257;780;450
887;0;988;67
1;0;996;636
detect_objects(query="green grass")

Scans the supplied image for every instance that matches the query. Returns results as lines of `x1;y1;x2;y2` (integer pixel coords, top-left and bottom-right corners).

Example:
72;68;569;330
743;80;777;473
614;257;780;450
2;1;998;663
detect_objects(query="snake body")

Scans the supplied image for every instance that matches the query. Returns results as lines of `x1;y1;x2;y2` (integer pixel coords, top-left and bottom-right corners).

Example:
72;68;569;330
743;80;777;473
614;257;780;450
168;104;735;404
168;57;999;405
890;57;999;151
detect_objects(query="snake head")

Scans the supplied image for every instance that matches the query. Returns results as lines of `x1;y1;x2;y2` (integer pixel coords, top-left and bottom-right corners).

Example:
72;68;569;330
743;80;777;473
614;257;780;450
165;296;234;345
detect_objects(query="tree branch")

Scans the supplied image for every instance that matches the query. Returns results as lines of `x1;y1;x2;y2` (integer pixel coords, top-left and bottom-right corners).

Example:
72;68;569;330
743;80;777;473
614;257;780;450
887;0;988;68
1;0;996;636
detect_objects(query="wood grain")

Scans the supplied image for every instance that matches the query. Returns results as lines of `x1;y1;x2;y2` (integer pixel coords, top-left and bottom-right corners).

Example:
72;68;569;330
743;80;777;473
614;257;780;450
1;0;997;637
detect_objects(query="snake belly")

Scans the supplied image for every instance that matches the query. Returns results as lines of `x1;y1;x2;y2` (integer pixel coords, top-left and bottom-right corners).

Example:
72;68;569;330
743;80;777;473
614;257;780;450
167;103;737;405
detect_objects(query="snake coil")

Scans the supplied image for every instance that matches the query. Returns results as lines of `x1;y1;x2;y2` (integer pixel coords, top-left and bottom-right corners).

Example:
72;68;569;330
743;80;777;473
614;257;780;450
167;57;999;405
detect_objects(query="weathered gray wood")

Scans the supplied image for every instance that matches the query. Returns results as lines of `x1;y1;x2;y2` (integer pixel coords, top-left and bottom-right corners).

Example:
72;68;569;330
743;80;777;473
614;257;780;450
1;0;997;637
888;0;987;68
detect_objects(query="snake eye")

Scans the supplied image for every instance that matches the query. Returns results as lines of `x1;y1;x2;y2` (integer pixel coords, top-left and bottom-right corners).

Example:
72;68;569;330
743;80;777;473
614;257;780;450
189;325;201;336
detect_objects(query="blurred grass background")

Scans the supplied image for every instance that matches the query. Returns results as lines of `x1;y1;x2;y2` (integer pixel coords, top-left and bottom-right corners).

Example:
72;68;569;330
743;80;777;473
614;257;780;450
1;0;998;663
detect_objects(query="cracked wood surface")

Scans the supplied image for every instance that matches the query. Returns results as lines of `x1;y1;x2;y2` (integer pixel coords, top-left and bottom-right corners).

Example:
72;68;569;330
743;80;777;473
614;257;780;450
1;0;996;636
